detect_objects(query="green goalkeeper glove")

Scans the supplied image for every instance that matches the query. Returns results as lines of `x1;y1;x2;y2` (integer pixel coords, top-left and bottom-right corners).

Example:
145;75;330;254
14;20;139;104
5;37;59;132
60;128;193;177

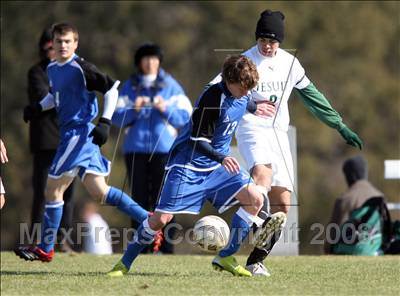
338;124;363;150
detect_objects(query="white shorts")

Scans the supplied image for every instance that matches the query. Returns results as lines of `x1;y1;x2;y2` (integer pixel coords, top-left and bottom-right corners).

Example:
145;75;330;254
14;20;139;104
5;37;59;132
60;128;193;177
0;177;5;194
236;126;294;192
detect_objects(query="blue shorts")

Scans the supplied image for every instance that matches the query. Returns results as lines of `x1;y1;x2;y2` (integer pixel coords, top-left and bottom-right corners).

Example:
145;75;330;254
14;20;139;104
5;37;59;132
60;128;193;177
48;124;110;180
155;165;253;214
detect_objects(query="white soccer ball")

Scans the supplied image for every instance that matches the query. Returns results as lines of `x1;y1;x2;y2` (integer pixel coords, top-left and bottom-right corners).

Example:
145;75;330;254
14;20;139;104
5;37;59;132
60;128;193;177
193;215;230;252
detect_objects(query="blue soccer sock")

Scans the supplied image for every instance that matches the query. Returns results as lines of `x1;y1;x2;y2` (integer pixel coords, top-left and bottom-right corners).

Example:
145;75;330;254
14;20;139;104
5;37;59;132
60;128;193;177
219;208;257;257
105;186;149;223
121;219;157;269
38;201;64;253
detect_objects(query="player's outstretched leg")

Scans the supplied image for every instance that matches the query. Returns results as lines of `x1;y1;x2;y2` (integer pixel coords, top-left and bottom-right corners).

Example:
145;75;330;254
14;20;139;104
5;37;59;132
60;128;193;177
108;220;156;277
253;211;286;249
107;214;169;277
83;175;149;223
212;207;261;277
104;186;149;223
246;211;287;276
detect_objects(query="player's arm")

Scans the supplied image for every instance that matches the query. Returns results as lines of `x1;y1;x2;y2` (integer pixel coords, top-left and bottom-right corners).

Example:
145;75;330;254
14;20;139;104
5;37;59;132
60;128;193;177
208;73;275;118
295;83;363;149
190;133;240;174
246;99;276;118
189;86;240;173
189;87;225;161
78;59;120;146
23;92;55;123
78;59;120;120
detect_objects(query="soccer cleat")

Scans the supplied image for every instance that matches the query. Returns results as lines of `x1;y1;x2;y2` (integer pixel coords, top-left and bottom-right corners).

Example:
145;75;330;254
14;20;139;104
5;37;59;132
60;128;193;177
254;211;287;249
246;262;271;276
107;260;129;277
212;255;252;277
153;231;164;253
14;246;54;262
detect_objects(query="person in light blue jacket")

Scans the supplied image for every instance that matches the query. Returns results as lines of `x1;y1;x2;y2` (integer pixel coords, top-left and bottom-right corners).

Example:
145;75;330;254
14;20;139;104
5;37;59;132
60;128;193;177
112;43;192;253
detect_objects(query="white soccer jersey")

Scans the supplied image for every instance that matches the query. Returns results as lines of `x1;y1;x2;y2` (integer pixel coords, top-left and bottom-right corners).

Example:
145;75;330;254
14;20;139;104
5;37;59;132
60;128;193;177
208;45;311;190
240;45;310;132
209;46;310;132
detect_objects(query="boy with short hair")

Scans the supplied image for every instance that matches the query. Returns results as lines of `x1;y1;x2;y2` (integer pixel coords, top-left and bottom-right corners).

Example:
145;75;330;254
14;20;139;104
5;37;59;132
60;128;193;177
108;55;279;277
15;23;149;262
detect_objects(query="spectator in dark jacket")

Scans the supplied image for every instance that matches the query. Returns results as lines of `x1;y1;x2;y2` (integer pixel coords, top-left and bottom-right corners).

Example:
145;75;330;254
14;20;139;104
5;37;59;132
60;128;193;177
325;155;383;253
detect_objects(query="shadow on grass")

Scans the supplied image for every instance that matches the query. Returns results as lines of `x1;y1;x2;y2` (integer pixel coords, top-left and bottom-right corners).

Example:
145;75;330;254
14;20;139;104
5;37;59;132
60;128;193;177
0;270;175;277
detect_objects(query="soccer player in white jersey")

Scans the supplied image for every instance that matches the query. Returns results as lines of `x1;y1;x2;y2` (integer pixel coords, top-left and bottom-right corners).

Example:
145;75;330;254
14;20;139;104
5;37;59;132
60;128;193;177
15;23;149;262
210;10;363;276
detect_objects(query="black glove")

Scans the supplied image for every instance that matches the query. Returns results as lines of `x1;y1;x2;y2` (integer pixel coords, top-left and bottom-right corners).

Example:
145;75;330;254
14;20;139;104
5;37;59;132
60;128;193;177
23;103;42;123
89;117;111;147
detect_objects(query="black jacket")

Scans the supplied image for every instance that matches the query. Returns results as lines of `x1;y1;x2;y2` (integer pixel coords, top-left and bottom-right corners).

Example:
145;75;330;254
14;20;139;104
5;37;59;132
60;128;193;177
27;59;59;152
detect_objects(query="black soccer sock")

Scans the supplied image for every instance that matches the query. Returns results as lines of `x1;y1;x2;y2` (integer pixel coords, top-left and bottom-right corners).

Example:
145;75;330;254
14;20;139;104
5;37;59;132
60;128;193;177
246;228;281;266
246;247;269;266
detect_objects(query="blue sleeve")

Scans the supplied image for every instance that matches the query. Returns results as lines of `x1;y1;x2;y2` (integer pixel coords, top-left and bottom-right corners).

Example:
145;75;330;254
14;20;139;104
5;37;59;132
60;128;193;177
160;79;192;128
111;80;138;128
112;107;137;128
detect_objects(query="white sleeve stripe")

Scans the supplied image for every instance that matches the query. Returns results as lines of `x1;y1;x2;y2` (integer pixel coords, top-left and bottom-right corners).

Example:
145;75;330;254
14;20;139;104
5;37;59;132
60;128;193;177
168;94;193;114
54;135;80;173
70;60;87;87
116;95;134;109
220;94;226;108
189;137;211;143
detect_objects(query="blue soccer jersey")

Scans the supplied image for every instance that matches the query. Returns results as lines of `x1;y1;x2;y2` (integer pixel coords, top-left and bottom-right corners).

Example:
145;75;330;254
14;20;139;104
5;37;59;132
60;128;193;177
166;82;249;171
47;54;115;131
46;54;116;179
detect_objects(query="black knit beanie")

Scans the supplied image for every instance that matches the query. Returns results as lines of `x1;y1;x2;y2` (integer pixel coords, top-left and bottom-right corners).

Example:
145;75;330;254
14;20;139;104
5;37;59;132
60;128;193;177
342;155;368;186
255;10;285;43
134;43;163;68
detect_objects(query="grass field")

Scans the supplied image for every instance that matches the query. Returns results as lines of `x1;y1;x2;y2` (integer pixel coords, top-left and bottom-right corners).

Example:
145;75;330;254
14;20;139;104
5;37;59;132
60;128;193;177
1;252;399;295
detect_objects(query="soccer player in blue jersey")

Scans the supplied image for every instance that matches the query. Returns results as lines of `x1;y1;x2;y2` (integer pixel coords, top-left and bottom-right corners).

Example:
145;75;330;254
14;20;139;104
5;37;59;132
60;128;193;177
15;23;149;262
108;55;271;277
